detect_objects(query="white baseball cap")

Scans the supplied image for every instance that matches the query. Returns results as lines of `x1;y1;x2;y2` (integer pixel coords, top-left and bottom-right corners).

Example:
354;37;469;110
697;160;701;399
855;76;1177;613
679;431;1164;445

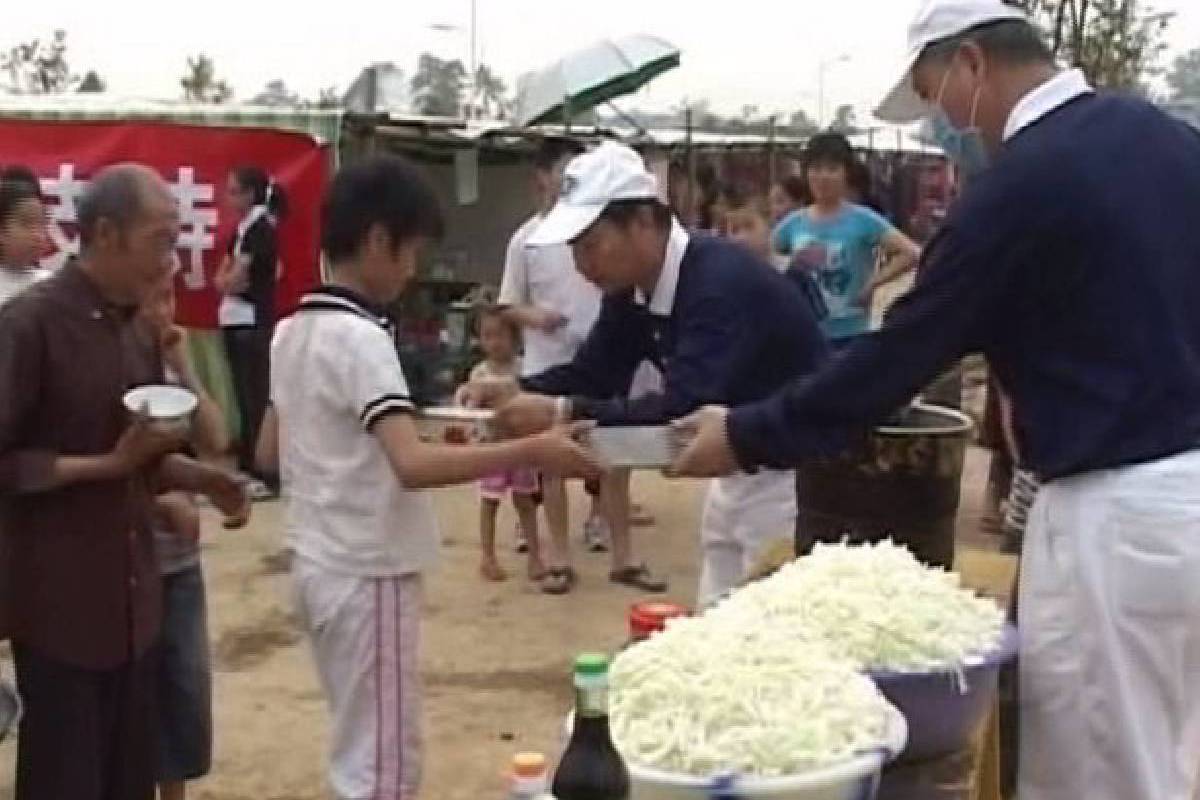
527;140;659;246
875;0;1028;123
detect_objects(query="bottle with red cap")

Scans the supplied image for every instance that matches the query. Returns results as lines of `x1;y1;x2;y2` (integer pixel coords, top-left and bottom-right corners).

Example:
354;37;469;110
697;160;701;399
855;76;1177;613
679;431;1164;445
627;600;689;645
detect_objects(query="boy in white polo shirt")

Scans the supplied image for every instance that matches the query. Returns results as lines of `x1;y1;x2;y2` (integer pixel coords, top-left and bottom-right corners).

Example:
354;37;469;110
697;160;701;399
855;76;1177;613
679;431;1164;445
257;155;599;800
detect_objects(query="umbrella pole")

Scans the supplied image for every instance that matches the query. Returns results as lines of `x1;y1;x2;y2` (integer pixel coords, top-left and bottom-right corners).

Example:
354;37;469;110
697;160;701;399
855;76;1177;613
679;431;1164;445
685;106;696;229
768;115;778;193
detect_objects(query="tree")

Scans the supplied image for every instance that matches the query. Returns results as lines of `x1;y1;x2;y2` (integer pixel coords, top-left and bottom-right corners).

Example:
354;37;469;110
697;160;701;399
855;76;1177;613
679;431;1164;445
181;54;233;104
314;86;342;110
410;53;467;117
77;70;106;93
829;104;859;133
1014;0;1174;91
252;78;302;108
1;30;82;93
787;109;820;136
1167;47;1200;102
470;64;508;120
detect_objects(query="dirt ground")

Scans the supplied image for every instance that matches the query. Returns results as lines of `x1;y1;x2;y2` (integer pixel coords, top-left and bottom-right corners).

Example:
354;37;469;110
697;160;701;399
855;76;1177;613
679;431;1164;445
0;447;1015;800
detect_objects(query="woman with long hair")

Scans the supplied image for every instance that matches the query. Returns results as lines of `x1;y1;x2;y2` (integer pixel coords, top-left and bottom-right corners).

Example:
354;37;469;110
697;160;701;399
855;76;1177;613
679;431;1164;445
215;166;287;497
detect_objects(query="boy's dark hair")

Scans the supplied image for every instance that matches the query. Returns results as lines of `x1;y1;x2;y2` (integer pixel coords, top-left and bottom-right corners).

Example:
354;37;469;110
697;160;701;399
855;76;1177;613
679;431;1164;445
724;183;769;219
804;132;857;172
596;198;673;231
778;174;810;206
232;165;289;220
322;155;445;263
476;303;520;340
918;19;1053;67
1;165;42;197
0;167;43;228
533;138;586;172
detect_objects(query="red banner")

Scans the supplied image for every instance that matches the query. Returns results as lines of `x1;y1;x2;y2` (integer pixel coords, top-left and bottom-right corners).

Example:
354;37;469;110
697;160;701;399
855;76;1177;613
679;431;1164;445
0;119;329;328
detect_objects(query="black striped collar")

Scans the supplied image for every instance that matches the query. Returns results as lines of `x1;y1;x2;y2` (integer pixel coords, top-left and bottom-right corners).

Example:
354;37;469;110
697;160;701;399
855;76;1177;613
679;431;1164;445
298;285;391;329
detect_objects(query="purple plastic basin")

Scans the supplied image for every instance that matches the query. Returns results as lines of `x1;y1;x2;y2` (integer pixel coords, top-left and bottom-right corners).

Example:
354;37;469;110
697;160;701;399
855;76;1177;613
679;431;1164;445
868;623;1018;763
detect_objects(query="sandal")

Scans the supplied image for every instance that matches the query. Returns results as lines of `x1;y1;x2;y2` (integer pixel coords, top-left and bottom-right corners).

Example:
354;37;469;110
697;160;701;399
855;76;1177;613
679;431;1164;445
609;564;668;593
541;567;577;595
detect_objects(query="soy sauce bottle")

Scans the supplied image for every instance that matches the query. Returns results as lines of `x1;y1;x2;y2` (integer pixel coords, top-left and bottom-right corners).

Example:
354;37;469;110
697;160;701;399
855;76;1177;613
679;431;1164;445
552;653;630;800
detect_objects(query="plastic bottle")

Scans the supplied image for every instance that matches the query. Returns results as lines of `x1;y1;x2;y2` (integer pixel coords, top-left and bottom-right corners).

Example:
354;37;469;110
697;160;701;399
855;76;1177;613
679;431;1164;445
508;752;549;800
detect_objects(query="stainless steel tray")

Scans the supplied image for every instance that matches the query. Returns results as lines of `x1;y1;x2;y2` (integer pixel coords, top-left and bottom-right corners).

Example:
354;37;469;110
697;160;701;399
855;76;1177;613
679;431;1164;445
587;425;679;469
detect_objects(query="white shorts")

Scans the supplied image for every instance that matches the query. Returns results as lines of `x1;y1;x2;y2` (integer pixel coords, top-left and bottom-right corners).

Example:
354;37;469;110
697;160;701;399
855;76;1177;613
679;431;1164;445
292;557;424;800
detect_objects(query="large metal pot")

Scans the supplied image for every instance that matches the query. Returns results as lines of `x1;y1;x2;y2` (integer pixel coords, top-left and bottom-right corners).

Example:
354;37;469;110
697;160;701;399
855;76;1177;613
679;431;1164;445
795;403;974;569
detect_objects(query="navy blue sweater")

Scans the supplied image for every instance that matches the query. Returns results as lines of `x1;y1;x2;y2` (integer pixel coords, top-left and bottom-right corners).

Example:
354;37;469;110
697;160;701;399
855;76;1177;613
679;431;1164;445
523;235;828;425
730;92;1200;480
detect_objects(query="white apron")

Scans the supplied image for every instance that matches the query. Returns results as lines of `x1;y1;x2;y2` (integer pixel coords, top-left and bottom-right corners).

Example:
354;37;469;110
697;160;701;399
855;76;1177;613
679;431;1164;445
1019;449;1200;800
697;469;796;608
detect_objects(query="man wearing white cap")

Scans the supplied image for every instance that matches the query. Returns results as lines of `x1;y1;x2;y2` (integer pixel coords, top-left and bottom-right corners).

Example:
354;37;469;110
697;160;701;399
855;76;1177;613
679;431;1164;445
672;2;1200;799
469;140;828;603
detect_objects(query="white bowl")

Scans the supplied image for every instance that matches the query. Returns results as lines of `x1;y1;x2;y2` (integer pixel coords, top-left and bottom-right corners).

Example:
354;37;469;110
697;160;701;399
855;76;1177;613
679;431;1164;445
563;706;907;800
123;385;198;433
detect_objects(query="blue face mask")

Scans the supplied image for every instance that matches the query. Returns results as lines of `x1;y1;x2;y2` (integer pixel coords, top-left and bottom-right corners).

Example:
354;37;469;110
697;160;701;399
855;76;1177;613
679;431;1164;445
929;69;990;178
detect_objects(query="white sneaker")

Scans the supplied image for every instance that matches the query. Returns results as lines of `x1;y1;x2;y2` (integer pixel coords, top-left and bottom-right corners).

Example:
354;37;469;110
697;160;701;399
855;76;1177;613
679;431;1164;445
583;517;610;553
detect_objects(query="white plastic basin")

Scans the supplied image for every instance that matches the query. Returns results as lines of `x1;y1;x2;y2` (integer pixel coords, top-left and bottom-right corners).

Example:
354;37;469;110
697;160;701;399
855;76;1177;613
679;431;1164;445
563;705;906;800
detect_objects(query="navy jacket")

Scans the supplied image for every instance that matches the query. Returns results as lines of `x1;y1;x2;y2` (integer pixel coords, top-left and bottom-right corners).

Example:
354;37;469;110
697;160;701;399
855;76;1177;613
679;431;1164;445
523;235;828;425
730;92;1200;480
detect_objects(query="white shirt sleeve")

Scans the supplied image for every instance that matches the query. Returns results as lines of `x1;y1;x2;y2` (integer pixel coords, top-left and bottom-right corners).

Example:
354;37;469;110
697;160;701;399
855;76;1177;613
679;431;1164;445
497;222;531;307
346;326;416;430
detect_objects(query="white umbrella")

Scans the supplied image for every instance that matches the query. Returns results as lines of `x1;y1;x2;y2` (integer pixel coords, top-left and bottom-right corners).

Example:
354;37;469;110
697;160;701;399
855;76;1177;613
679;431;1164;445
512;34;680;127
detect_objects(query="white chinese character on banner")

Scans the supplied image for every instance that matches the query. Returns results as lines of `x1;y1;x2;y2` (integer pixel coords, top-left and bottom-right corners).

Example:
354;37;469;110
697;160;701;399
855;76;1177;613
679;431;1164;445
39;164;87;271
170;167;218;290
36;163;219;287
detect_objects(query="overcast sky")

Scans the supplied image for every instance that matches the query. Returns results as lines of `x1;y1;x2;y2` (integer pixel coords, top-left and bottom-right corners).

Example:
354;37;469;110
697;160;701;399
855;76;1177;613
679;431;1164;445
5;0;1198;122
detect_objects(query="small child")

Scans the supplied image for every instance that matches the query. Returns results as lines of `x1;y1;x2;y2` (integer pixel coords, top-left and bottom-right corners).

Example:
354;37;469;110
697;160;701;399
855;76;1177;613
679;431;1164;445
0;165;49;740
724;192;773;262
257;155;597;800
139;265;237;800
0;166;51;307
469;306;545;582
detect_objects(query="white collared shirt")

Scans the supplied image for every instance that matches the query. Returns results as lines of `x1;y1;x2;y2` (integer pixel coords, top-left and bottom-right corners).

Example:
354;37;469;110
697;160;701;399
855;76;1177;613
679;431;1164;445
271;288;438;577
636;219;690;316
497;214;602;376
1004;68;1094;142
219;205;272;328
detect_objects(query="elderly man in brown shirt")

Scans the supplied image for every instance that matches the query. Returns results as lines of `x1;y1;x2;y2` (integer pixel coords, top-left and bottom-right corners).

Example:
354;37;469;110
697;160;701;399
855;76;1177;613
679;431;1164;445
0;164;249;800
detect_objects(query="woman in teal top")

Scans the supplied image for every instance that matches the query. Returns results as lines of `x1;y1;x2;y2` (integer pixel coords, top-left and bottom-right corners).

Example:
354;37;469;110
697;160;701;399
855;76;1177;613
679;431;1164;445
774;133;920;343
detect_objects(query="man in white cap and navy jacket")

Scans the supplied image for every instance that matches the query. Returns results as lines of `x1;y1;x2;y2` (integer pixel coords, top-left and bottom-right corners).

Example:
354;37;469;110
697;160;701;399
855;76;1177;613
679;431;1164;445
671;2;1200;799
465;140;828;604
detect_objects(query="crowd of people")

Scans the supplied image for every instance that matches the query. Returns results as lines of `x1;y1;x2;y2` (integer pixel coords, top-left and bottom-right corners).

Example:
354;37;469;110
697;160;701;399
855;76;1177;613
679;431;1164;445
4;0;1200;799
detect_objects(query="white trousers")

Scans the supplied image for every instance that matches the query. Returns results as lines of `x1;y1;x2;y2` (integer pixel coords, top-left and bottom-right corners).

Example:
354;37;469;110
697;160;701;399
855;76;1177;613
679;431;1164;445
1019;450;1200;800
292;557;424;800
697;469;797;608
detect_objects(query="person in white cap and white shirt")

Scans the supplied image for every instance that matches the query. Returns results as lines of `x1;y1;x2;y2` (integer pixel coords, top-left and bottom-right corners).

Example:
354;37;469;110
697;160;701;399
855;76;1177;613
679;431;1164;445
671;2;1200;799
467;141;828;603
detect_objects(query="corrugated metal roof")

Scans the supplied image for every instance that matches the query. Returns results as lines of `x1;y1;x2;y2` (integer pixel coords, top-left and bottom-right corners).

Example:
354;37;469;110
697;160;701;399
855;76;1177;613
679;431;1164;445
0;94;343;145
